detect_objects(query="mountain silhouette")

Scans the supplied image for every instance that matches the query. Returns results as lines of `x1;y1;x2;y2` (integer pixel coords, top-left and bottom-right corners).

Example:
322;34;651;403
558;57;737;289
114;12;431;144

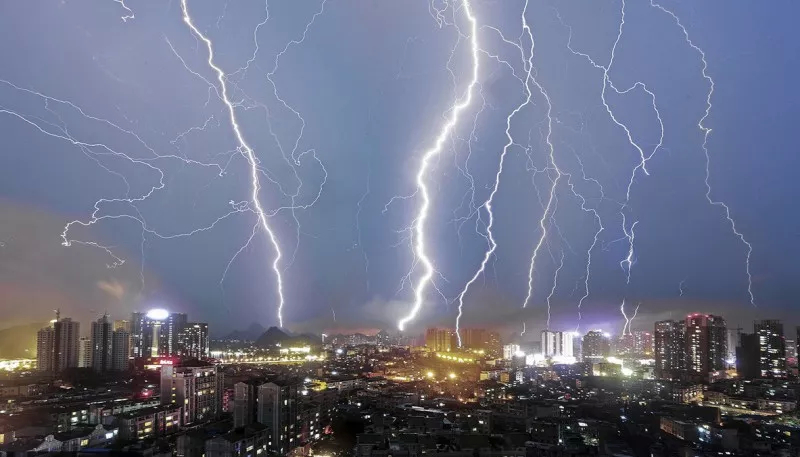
223;322;267;341
254;327;322;348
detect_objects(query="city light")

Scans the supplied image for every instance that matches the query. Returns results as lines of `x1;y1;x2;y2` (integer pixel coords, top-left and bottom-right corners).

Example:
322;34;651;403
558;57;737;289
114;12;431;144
448;373;456;380
146;308;169;320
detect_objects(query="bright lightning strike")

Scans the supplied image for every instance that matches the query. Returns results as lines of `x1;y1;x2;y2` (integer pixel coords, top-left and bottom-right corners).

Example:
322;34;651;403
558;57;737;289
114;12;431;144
546;250;565;330
620;216;638;284
650;0;754;306
558;1;663;288
180;0;287;327
453;1;535;345
520;22;561;313
112;0;135;22
620;299;630;335
397;0;480;332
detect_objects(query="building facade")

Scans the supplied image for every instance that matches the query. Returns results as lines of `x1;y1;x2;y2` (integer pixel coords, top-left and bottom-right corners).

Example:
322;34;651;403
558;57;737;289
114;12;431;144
112;329;130;371
37;326;55;373
257;380;300;455
179;323;209;358
160;361;223;425
755;319;786;378
233;380;260;428
582;331;610;362
54;318;80;372
655;319;687;379
541;330;562;357
78;337;92;368
425;328;456;353
91;315;113;372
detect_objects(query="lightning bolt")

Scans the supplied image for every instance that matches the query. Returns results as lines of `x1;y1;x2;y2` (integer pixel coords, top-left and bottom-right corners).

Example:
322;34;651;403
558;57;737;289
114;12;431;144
565;154;606;330
620;300;640;336
546;250;565;330
620;216;638;284
557;1;663;288
112;0;134;22
452;2;536;345
396;0;480;332
679;279;686;297
620;299;630;335
180;0;287;327
355;170;371;293
520;18;561;313
650;0;754;306
629;302;640;333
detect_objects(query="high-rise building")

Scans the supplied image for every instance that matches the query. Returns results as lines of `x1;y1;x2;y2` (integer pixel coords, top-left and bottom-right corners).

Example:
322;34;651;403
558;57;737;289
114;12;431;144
233;380;261;428
655;320;686;379
503;344;521;360
786;339;797;366
91;314;113;372
376;330;390;346
114;320;131;333
36;326;55;373
163;313;188;356
78;337;92;368
796;326;800;367
582;331;610;362
572;336;583;361
637;331;654;357
54;317;80;372
460;328;487;351
131;312;146;358
131;310;189;358
425;328;456;352
727;329;740;364
560;332;575;358
113;320;132;358
736;333;760;379
684;314;726;379
179;323;209;358
161;360;223;425
542;330;562;357
258;380;300;455
487;332;501;356
755;319;786;378
112;329;130;371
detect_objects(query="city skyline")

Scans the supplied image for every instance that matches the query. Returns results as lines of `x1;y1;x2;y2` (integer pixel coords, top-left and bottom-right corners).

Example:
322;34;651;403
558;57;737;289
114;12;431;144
0;2;798;336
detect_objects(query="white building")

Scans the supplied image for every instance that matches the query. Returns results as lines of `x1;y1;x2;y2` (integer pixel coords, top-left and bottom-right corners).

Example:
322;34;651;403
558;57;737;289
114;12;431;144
502;344;521;360
542;330;562;357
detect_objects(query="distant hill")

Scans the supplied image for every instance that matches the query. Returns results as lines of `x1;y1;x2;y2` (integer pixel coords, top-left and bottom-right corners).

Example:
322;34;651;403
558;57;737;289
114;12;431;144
223;322;266;341
0;322;45;359
254;327;321;348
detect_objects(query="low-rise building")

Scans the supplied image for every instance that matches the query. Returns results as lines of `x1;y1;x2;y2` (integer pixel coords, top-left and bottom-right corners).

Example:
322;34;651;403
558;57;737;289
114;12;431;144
205;423;269;457
117;404;182;441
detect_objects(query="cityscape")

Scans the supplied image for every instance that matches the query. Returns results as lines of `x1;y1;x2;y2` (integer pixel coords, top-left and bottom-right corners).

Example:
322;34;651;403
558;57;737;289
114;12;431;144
0;309;794;455
0;1;797;457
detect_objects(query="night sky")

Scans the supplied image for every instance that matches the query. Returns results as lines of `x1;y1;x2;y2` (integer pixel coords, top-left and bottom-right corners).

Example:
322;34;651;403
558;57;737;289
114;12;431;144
0;1;797;338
